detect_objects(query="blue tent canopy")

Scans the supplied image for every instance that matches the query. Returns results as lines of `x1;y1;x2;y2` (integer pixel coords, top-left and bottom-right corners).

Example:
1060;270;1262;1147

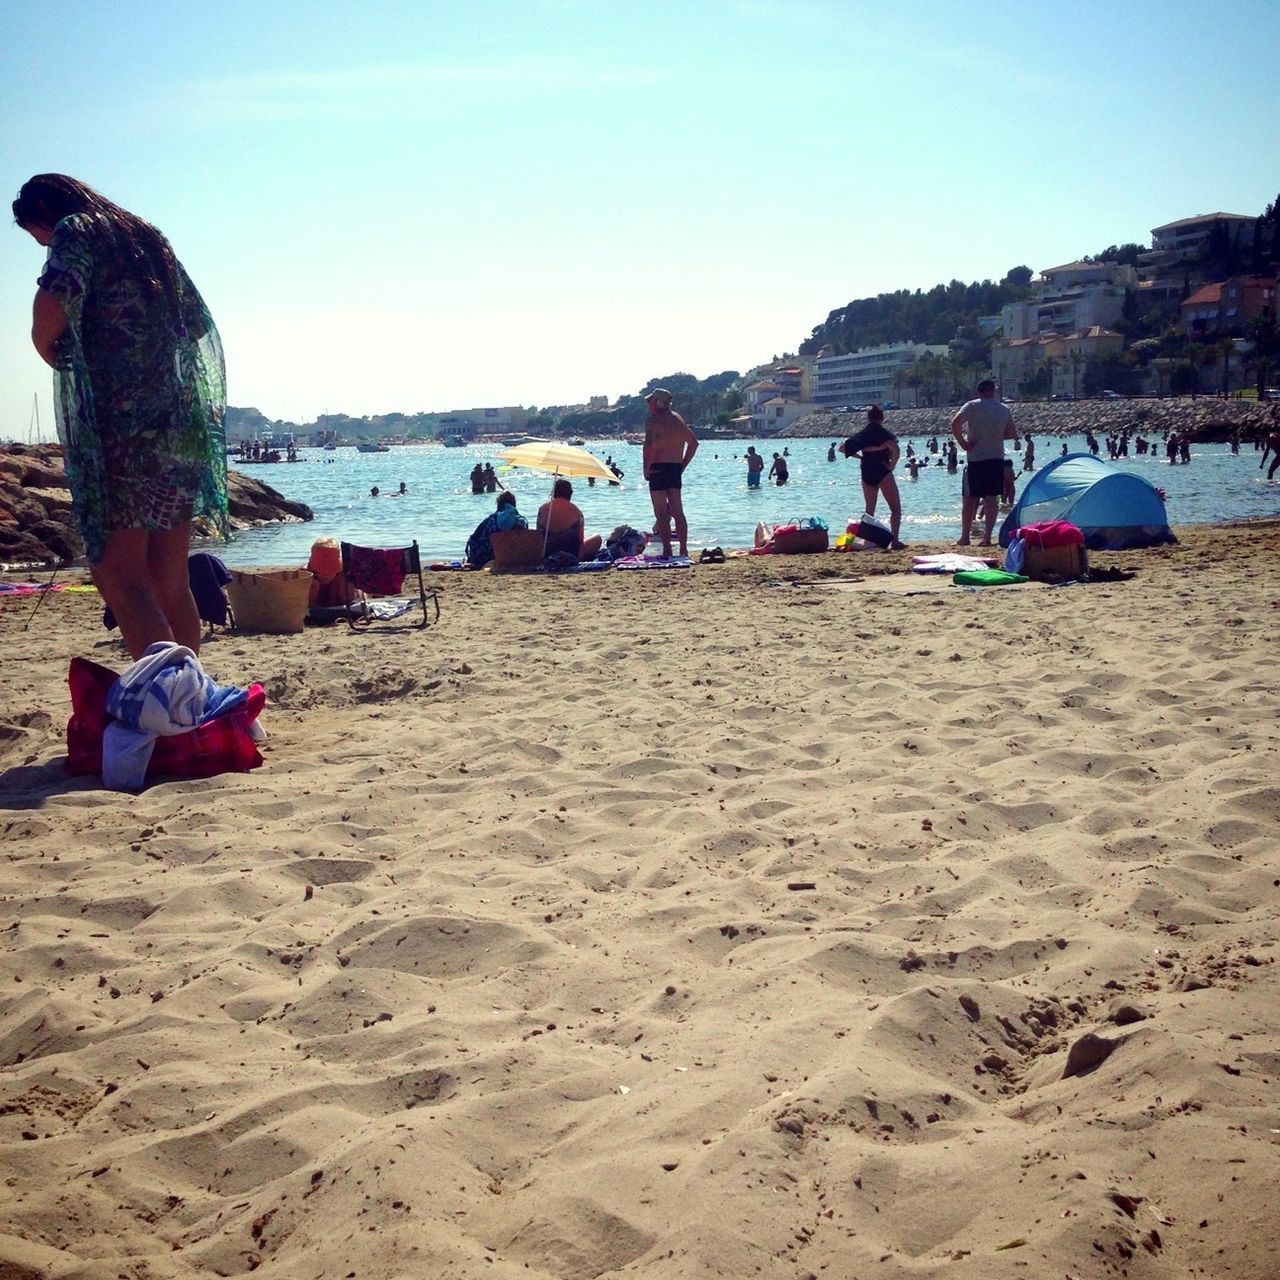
999;453;1176;549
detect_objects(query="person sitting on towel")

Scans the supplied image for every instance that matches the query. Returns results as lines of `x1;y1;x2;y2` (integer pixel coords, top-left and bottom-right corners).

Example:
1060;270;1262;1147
464;490;528;568
537;479;602;563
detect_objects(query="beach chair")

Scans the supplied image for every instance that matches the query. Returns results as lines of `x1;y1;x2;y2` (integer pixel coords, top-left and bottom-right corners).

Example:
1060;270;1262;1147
339;540;440;629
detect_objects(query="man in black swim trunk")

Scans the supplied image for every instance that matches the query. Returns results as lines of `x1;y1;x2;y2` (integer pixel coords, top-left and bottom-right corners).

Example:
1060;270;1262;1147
950;378;1018;546
642;388;698;558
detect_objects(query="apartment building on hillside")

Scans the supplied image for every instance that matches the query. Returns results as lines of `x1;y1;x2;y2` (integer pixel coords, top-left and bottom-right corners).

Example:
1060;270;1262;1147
1180;275;1276;337
991;326;1123;398
1001;261;1135;339
811;342;948;407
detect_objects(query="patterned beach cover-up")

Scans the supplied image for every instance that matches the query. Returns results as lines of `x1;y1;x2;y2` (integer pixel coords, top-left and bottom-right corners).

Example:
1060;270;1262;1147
37;212;228;564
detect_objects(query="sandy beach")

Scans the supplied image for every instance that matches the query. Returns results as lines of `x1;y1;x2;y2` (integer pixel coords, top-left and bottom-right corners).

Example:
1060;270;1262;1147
1;523;1277;1279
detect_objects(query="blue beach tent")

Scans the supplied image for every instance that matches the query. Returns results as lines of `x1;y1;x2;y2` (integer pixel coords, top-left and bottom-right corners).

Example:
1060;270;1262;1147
999;453;1176;550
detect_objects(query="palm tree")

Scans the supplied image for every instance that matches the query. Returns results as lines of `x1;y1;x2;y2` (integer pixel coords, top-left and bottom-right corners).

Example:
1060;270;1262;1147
1069;349;1085;400
1213;336;1236;396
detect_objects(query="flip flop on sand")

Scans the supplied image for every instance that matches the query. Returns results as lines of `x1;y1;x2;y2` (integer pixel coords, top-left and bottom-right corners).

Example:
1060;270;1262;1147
698;547;726;564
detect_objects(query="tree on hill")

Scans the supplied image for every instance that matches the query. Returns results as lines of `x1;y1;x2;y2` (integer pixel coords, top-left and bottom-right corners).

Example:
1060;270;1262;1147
1090;243;1144;266
799;276;1031;358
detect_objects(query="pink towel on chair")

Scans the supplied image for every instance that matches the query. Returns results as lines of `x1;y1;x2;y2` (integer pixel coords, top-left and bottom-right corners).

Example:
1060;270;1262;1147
347;546;406;595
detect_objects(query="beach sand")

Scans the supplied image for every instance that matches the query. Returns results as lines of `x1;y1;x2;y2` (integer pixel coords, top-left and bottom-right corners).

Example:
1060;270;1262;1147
1;524;1277;1279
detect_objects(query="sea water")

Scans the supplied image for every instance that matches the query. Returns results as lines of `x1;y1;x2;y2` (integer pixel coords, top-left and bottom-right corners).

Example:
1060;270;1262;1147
220;438;1280;567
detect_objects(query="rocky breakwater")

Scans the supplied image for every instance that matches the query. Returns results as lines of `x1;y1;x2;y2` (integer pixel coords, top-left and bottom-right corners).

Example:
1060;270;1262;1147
781;397;1277;442
0;443;313;568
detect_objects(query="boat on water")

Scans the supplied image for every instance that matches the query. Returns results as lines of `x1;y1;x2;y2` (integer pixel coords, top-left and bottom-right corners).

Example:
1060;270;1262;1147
499;435;549;447
442;435;469;448
568;437;586;447
356;442;391;453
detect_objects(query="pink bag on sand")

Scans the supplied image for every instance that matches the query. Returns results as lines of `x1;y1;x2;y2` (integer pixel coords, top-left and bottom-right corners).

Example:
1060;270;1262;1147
1018;520;1084;549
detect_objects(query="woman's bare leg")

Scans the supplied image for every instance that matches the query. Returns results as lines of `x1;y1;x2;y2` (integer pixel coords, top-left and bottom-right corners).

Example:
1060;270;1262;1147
92;528;175;661
147;525;201;653
880;474;902;542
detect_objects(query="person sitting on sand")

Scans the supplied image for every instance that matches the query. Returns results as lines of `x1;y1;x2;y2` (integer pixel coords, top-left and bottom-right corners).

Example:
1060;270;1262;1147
307;537;350;609
537;479;602;562
464;490;527;568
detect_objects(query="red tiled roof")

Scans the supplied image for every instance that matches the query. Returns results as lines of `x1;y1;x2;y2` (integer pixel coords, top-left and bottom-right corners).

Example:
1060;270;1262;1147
1183;283;1223;307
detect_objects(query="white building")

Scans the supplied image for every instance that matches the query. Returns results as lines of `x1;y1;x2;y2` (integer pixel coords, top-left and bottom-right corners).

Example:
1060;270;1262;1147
1001;261;1135;339
811;342;948;408
748;397;819;435
1150;212;1256;260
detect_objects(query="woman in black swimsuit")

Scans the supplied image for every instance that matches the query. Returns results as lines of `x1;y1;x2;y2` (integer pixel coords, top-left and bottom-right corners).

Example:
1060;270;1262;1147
839;405;905;549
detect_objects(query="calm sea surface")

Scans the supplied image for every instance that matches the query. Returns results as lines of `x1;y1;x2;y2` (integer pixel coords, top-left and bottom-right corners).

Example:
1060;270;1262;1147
220;436;1280;567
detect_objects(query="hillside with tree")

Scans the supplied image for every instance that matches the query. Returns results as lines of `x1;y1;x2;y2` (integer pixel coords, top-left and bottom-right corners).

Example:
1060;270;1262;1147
799;269;1033;356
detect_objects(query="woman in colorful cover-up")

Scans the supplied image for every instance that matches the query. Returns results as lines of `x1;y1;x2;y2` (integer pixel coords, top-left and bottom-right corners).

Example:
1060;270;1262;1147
13;174;227;659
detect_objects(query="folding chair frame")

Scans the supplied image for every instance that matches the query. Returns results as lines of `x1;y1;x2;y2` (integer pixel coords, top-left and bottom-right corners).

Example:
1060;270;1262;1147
340;539;440;629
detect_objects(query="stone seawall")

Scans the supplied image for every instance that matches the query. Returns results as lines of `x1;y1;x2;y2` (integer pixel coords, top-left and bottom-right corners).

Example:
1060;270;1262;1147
780;397;1277;441
0;443;313;569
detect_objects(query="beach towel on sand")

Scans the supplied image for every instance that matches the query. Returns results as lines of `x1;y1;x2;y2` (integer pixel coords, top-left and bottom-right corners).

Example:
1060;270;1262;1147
615;555;693;570
912;554;998;575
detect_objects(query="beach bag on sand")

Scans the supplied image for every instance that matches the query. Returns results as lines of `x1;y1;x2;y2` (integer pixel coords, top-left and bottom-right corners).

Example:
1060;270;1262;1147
852;512;893;549
771;516;829;555
606;525;648;560
1018;521;1086;580
66;657;266;782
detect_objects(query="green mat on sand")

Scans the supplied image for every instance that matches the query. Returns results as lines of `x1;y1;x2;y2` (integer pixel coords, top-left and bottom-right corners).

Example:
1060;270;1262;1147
952;569;1029;587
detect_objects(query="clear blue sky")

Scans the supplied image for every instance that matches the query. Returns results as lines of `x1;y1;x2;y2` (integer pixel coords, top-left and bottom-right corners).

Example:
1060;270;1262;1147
2;0;1277;431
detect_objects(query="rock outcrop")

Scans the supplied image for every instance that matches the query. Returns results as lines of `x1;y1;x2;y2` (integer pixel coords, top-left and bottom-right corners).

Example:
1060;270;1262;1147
0;443;313;569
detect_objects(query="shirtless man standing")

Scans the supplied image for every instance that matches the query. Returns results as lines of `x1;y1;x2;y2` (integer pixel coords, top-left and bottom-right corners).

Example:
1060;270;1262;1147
642;388;698;558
